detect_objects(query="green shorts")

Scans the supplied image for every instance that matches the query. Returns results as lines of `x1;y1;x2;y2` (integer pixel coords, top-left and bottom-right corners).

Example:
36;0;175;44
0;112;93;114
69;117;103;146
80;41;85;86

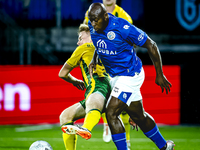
79;74;111;112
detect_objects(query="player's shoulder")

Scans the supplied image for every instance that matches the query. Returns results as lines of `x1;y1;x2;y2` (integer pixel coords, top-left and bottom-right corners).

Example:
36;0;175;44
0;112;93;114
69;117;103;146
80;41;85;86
84;42;94;47
109;13;129;23
108;13;123;25
108;15;134;39
79;43;95;49
109;14;131;30
74;43;94;55
113;4;128;17
114;4;124;13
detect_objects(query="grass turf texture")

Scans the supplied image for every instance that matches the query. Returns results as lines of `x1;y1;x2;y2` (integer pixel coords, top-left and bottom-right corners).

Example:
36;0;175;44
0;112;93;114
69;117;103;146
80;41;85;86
0;125;199;150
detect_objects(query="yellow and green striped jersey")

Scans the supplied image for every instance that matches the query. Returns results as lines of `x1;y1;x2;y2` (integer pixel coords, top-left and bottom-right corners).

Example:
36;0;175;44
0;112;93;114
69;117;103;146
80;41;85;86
67;43;108;89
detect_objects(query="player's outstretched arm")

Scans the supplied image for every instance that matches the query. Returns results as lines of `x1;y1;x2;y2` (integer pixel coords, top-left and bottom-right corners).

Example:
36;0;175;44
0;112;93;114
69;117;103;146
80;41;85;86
142;37;172;94
59;62;85;90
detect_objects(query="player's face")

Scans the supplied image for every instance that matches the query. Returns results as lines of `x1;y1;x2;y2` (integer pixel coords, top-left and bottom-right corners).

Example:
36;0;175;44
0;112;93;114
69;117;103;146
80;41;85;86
77;31;91;46
89;13;108;33
90;17;104;33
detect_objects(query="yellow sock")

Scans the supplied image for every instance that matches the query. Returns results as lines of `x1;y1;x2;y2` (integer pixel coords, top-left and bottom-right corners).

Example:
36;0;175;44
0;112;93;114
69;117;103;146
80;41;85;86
62;121;77;150
101;113;108;124
82;109;101;131
120;112;130;141
62;133;77;150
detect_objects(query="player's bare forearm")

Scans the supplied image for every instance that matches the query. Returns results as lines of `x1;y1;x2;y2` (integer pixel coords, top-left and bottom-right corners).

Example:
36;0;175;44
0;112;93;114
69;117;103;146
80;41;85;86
60;75;85;90
60;73;77;84
142;37;172;94
59;62;73;82
59;62;85;90
142;37;163;76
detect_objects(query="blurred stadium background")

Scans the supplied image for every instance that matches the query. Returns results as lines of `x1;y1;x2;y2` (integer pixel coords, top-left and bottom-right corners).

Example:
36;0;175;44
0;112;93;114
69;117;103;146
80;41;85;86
0;0;200;128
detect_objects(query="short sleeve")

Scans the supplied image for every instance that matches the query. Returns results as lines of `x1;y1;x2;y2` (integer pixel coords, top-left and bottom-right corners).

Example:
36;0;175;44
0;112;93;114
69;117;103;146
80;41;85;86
66;46;82;68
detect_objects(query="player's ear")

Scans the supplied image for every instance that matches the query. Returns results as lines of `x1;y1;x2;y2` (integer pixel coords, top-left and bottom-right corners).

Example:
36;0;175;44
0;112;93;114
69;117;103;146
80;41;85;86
104;13;109;21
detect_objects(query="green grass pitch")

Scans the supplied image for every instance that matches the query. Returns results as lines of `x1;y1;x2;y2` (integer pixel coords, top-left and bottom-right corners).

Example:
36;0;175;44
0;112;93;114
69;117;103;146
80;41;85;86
0;124;199;150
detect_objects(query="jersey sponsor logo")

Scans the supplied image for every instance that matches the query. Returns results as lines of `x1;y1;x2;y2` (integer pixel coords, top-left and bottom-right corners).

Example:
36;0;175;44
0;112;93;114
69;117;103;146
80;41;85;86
138;33;144;41
98;49;117;55
123;25;130;29
97;39;117;55
107;31;115;40
97;39;107;49
176;0;200;31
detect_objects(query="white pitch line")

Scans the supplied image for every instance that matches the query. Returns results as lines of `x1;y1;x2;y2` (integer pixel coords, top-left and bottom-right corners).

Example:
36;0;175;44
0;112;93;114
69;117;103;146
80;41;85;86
0;137;200;143
15;124;53;132
88;138;200;143
0;137;62;141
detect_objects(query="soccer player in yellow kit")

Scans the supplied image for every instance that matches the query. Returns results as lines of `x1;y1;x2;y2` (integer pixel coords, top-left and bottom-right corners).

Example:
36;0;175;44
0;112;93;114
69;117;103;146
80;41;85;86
59;24;111;150
84;0;133;149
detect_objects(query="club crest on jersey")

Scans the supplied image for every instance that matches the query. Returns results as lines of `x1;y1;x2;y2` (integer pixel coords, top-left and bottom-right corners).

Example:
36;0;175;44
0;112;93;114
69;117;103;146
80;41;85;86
176;0;200;31
118;92;132;103
107;31;115;40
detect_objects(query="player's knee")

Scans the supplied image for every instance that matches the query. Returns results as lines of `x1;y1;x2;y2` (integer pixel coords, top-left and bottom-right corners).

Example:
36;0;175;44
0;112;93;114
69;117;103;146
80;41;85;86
129;111;146;123
59;110;70;126
86;93;105;110
59;112;65;125
105;109;117;123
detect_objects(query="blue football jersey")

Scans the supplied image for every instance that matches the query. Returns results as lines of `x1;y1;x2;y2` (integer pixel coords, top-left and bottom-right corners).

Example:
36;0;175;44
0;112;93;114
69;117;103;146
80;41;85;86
88;13;147;77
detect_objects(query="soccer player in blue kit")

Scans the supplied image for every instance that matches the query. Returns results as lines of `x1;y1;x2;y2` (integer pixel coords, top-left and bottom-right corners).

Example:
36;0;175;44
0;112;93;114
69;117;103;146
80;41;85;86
87;3;175;150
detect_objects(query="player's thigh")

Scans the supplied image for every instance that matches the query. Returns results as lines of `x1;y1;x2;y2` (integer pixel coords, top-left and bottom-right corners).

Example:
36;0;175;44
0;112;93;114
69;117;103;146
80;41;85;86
85;92;105;113
85;76;111;113
125;100;145;120
59;102;85;125
106;96;127;117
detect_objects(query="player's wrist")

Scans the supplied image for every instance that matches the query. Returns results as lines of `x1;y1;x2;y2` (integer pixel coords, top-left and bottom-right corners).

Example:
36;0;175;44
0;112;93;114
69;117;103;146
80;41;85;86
156;71;163;76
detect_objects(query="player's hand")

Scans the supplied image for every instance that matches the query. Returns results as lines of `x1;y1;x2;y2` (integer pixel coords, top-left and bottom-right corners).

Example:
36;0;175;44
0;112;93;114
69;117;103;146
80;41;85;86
73;79;85;90
129;117;139;131
155;74;172;94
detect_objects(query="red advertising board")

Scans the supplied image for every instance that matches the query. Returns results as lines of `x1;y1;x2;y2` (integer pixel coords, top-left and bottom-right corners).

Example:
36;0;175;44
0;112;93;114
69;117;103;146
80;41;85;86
0;65;180;125
141;66;180;125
